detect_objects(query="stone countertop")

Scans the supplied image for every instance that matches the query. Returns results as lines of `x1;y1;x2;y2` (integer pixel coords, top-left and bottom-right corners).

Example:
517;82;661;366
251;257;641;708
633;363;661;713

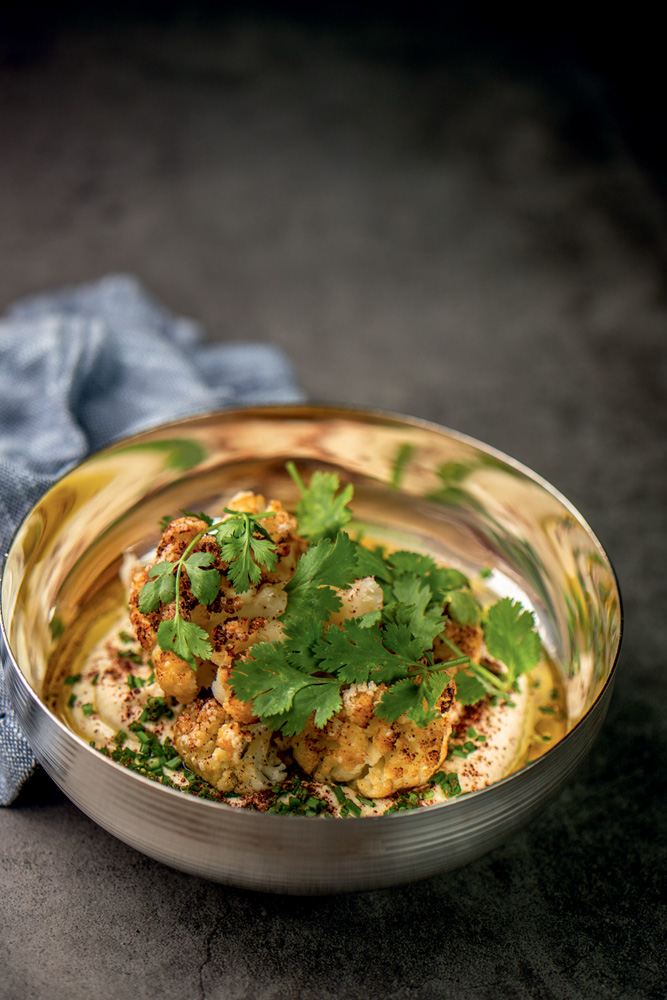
1;12;665;1000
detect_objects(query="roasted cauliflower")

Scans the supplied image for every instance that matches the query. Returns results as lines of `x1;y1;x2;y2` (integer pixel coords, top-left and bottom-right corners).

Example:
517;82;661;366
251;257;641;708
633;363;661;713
173;695;286;792
127;494;303;705
289;679;456;798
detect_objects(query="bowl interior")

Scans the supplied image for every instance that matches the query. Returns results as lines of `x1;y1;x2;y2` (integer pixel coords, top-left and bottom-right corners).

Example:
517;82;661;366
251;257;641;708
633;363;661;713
2;405;621;729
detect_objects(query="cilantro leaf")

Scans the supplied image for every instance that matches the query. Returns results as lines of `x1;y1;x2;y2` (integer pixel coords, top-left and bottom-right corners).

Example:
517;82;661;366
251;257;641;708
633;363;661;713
263;682;343;737
287;461;354;541
389;551;438;578
138;562;176;612
157;618;212;667
231;644;315;717
391;575;432;617
381;601;447;660
302;682;343;731
452;669;488;706
183;551;221;606
382;552;473;621
231;645;342;736
376;676;444;727
483;597;541;683
284;531;359;622
314;619;389;685
214;509;278;593
430;566;470;592
447;590;482;627
353;543;391;582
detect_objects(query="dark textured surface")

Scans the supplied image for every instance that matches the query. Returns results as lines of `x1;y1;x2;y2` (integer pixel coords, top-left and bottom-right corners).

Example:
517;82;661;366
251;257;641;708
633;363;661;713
1;11;666;999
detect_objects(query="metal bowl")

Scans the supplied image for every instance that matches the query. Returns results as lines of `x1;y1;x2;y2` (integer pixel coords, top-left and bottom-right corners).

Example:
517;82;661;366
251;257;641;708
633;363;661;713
0;405;622;894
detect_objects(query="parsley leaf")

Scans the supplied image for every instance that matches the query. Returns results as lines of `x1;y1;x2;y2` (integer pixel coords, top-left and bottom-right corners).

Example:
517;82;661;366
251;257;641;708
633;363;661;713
287;461;353;541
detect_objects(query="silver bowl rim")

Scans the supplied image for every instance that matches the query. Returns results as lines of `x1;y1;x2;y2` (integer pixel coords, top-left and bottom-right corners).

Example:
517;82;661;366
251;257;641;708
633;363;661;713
0;401;624;821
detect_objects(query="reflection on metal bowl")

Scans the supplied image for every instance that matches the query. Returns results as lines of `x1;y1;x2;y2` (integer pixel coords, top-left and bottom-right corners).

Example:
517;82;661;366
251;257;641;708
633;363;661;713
0;405;622;894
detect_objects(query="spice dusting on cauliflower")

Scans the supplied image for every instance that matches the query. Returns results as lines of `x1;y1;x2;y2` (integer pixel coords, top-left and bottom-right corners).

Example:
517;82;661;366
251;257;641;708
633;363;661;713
72;464;550;816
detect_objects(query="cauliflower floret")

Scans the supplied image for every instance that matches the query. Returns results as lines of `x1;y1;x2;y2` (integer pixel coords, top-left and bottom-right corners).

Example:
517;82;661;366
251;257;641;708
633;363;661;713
210;616;284;723
329;576;384;626
128;496;303;707
289;680;456;799
128;514;229;656
173;696;286;792
152;648;200;704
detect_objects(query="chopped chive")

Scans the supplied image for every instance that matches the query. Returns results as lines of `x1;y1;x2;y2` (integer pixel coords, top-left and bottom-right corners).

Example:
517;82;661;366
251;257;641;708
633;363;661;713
356;794;375;807
81;703;94;717
64;674;81;685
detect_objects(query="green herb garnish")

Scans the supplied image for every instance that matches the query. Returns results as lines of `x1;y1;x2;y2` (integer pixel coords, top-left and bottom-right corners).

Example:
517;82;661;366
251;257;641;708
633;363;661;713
332;784;363;817
127;673;149;690
139;696;174;723
267;778;329;816
137;508;278;669
286;461;353;541
230;470;472;734
431;771;463;798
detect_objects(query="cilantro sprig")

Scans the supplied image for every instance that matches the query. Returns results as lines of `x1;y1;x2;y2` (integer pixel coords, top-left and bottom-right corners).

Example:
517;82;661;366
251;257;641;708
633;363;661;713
216;508;279;592
137;508;278;668
449;597;542;705
286;461;353;541
230;520;470;733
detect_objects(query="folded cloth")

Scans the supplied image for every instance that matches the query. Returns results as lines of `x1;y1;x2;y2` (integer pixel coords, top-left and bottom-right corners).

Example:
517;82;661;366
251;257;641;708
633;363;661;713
0;274;304;805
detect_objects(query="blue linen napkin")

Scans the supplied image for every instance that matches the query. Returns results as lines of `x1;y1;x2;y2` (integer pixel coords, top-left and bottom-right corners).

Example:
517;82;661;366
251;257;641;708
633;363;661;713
0;274;304;805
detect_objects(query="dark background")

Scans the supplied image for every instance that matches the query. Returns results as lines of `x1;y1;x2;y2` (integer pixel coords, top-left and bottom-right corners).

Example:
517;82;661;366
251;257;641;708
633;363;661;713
1;4;665;999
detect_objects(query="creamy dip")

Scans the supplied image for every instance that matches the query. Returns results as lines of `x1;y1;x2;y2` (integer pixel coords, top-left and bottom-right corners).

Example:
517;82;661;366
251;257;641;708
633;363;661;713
59;611;563;817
